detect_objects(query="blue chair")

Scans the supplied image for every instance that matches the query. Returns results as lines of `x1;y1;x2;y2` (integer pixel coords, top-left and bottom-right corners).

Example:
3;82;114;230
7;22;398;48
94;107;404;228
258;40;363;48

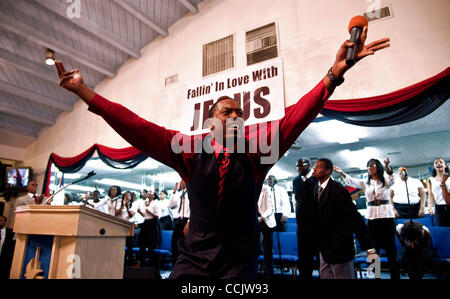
396;214;435;227
354;238;389;279
154;230;173;265
429;226;450;266
286;222;297;232
287;217;297;224
273;232;299;277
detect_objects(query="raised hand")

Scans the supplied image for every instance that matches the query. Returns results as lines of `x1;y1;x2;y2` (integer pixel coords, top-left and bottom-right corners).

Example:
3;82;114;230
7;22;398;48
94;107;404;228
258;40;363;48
383;157;394;175
55;60;95;104
332;26;390;77
333;166;343;174
173;182;179;194
56;61;83;92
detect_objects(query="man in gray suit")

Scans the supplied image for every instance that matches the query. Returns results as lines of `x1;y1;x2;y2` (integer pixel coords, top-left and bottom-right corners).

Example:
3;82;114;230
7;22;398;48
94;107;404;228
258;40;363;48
12;181;49;226
15;181;45;206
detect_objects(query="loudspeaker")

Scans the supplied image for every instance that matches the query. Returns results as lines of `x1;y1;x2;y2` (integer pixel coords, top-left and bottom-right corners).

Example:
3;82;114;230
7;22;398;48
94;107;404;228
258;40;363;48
123;267;162;279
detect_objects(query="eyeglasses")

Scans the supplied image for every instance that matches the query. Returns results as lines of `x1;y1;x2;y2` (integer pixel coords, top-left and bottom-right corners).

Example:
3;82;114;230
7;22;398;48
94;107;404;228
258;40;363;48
296;163;309;167
366;164;377;169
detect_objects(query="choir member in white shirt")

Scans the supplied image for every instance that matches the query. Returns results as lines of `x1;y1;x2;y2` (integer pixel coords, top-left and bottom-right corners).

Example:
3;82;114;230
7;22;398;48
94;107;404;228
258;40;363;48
389;167;426;219
138;192;161;267
157;190;173;230
265;175;291;231
84;190;109;214
334;157;400;279
106;185;122;216
115;191;136;266
257;175;291;278
169;180;191;263
427;158;450;226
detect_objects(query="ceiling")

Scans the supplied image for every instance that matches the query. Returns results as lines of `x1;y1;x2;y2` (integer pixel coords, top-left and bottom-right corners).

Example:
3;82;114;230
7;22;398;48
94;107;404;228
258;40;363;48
0;0;203;147
0;0;448;195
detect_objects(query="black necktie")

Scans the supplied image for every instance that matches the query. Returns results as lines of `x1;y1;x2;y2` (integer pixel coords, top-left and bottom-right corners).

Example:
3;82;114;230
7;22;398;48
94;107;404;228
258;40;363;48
178;190;186;215
272;186;278;213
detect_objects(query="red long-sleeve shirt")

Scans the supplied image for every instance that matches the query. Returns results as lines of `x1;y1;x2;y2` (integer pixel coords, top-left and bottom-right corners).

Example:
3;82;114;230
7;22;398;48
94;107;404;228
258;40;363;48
88;80;331;184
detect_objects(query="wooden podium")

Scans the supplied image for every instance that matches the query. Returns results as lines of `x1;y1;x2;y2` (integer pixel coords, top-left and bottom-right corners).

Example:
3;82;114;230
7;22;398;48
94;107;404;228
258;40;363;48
10;205;134;279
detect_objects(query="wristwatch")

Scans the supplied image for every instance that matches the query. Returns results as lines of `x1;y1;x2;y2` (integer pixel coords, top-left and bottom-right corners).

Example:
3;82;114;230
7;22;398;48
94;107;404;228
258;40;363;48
327;67;345;86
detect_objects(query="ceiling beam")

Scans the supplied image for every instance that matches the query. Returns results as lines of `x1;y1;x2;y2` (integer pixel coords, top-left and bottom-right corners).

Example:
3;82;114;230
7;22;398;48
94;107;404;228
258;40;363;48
0;80;72;111
0;100;55;126
34;0;141;59
112;0;169;37
0;118;39;138
178;0;199;14
0;48;57;83
0;48;94;90
0;12;116;78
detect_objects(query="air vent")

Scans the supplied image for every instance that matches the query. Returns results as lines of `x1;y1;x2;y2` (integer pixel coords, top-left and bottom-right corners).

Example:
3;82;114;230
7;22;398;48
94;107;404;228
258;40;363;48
364;5;392;22
387;151;402;155
165;74;178;86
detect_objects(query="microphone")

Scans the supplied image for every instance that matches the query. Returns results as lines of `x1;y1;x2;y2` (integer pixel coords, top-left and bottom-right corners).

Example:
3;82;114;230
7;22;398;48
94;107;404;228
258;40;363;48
41;171;97;205
346;15;368;67
86;171;96;179
399;167;408;178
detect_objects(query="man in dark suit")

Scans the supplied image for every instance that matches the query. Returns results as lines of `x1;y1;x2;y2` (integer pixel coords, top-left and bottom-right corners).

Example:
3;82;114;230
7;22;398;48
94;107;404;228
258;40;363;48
312;158;375;279
293;158;318;279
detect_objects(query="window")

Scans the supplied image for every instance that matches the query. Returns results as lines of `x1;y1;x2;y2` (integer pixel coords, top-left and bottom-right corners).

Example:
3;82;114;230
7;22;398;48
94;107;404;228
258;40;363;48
165;74;178;86
364;5;392;22
202;35;234;77
246;22;278;66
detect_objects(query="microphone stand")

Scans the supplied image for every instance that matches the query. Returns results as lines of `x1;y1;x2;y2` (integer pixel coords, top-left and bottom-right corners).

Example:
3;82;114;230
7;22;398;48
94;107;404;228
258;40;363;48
403;171;413;224
272;186;282;275
41;171;96;205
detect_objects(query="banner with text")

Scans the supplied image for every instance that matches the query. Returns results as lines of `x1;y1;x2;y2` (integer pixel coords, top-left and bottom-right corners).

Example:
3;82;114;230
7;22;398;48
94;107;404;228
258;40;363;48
182;58;285;135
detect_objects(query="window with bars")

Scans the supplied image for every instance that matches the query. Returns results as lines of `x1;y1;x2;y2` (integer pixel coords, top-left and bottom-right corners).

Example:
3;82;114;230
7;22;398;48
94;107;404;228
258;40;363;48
202;35;234;77
246;22;278;66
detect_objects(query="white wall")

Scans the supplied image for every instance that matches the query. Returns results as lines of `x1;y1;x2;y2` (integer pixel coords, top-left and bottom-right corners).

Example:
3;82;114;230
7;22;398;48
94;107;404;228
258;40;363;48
21;0;450;186
0;144;25;161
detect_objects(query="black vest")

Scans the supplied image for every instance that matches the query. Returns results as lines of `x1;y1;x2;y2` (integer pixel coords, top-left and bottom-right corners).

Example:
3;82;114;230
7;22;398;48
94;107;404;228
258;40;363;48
186;150;261;265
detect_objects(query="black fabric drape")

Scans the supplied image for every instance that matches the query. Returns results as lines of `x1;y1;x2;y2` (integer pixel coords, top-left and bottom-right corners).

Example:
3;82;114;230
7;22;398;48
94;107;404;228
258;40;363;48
321;73;449;127
43;144;148;196
97;150;148;169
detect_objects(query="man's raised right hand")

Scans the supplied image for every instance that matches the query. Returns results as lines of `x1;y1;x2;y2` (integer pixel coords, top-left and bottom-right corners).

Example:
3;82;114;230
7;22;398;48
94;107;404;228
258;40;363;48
55;60;95;104
56;61;83;92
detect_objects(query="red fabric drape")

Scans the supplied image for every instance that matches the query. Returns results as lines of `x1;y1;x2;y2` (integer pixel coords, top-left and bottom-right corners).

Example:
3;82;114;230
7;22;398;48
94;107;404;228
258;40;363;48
43;160;53;197
323;68;449;112
51;145;96;167
96;144;143;160
43;144;146;196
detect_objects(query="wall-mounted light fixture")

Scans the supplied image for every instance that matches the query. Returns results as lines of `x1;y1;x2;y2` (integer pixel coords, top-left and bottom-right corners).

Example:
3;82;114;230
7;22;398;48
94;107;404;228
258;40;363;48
45;48;55;65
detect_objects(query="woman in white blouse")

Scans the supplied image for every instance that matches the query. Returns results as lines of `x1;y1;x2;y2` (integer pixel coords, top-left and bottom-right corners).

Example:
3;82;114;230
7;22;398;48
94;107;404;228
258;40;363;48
427;158;450;226
106;185;122;216
138;192;161;267
334;157;400;279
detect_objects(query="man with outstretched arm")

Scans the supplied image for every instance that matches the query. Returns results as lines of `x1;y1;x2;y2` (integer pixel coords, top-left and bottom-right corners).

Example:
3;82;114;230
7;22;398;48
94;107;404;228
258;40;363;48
56;26;389;278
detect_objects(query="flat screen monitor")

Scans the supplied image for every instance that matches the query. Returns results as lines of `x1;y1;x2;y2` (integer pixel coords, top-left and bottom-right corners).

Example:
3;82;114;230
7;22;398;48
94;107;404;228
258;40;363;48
6;167;32;188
